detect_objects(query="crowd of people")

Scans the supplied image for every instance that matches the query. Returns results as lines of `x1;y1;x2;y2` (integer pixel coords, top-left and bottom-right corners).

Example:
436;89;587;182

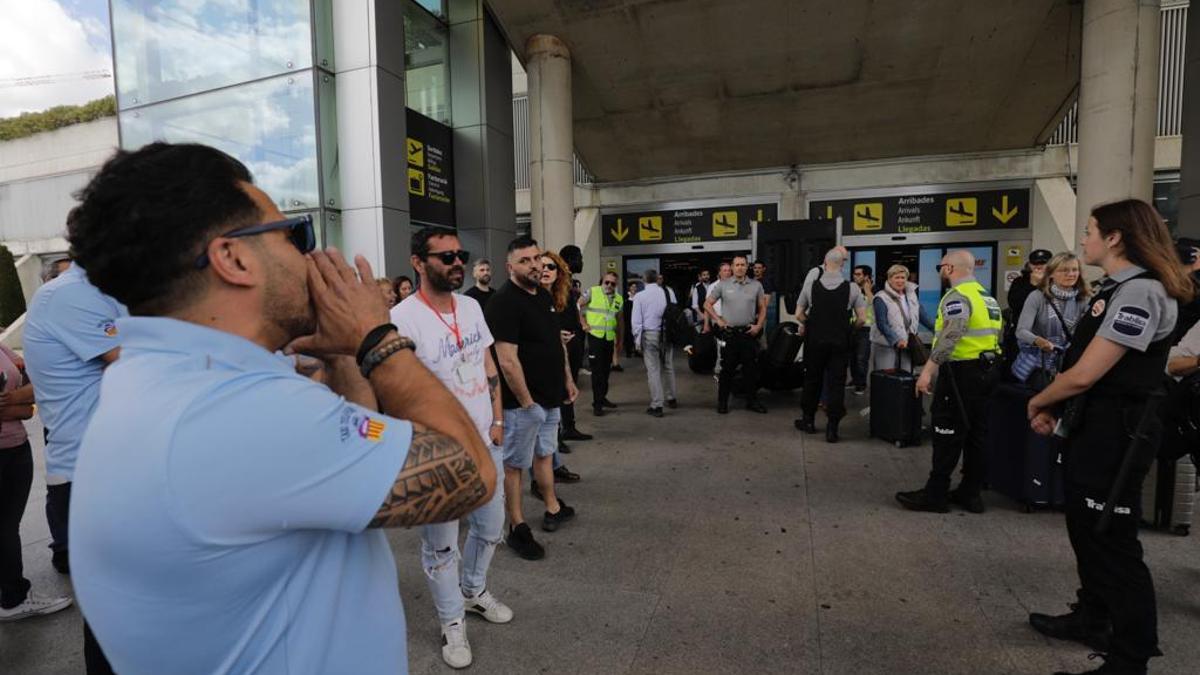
0;140;1197;675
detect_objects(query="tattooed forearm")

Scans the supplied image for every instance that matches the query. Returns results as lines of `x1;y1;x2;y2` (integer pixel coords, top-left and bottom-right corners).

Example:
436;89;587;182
368;429;489;528
487;373;500;404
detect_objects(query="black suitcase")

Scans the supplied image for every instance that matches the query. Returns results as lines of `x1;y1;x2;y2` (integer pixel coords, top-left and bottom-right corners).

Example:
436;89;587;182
688;331;718;374
760;353;804;391
1141;457;1197;536
985;382;1065;511
765;323;802;367
868;350;922;447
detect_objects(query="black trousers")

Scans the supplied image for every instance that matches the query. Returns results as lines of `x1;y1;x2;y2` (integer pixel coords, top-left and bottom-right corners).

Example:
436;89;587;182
46;482;71;554
588;337;614;410
0;441;33;609
561;337;584;429
925;361;992;499
1060;396;1160;666
717;331;760;405
801;342;848;421
850;327;872;387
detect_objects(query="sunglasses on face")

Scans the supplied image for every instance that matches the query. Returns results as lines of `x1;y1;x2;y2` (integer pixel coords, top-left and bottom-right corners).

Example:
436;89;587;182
542;262;558;271
602;280;616;287
194;214;316;269
427;249;470;265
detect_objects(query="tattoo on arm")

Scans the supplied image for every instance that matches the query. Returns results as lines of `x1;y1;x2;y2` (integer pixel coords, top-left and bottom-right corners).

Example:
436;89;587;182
368;428;488;528
487;373;500;404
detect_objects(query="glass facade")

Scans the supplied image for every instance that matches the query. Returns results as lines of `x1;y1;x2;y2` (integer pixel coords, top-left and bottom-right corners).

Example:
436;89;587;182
404;0;451;124
113;0;340;243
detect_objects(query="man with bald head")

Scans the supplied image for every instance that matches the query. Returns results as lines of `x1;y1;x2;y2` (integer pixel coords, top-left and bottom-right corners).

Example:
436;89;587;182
896;250;1003;514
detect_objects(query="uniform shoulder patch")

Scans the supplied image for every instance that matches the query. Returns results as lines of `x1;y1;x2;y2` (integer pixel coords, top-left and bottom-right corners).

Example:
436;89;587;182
943;299;966;318
1090;298;1106;317
1111;305;1150;337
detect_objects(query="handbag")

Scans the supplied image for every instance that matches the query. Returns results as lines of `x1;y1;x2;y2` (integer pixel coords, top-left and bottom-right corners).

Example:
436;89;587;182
892;294;928;366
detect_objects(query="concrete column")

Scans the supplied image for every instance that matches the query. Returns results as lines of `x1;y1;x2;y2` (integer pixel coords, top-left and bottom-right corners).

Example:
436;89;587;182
332;0;411;276
449;0;517;268
1178;0;1200;238
526;34;575;253
1074;0;1160;247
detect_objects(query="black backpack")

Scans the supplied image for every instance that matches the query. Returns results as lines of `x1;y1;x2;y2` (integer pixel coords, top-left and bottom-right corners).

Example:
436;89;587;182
661;285;693;348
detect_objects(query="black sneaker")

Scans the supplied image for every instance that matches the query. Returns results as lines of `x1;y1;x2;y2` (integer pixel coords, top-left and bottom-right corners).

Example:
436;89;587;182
666;399;678;409
542;499;576;532
601;399;618;409
553;465;581;483
646;406;664;417
794;417;817;434
592;407;605;417
562;427;593;441
506;523;545;560
949;489;985;514
557;439;572;454
746;400;768;414
611;364;624;372
1030;603;1112;652
895;489;950;513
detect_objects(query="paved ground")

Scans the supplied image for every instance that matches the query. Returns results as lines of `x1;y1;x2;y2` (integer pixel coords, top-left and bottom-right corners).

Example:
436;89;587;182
3;354;1199;674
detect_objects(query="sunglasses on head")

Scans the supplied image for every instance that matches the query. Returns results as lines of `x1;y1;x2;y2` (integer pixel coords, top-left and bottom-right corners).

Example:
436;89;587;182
428;249;470;265
194;214;316;269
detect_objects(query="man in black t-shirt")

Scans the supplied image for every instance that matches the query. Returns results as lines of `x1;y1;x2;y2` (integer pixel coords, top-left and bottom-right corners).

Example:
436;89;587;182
485;237;579;560
464;258;495;311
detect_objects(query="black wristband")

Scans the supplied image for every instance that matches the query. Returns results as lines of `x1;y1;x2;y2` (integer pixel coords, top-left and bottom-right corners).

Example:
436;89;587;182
356;323;398;366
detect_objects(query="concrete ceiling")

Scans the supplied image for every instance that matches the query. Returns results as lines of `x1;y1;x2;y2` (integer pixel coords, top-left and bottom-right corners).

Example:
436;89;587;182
490;0;1083;182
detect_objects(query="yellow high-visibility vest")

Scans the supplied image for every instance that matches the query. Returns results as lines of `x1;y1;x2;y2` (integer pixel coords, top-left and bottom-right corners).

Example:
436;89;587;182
585;286;623;341
932;280;1002;360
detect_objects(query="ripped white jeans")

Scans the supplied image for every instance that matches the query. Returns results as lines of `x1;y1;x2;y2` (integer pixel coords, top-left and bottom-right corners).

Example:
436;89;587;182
420;446;505;623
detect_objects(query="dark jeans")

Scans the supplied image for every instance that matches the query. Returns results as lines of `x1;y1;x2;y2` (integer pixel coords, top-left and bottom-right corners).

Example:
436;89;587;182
850;327;871;387
46;482;71;554
717;331;761;405
561;337;584;429
801;342;848;421
925;361;992;499
588;337;615;410
0;441;33;609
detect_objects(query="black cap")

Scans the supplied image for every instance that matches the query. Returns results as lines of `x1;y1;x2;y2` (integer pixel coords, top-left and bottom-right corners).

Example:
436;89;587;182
1029;249;1052;265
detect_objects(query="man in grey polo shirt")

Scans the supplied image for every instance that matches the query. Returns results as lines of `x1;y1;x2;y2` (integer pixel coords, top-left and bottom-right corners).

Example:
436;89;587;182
704;255;768;414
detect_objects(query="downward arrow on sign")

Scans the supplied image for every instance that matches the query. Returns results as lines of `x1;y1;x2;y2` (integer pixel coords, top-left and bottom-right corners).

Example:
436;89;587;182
611;218;629;242
992;195;1019;224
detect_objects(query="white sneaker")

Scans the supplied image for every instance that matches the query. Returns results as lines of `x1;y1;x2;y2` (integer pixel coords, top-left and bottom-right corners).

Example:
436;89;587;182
0;592;73;622
440;619;472;669
463;588;513;624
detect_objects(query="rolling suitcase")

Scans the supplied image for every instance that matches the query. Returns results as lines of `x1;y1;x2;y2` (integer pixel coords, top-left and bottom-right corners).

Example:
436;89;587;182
688;332;718;374
765;323;802;367
1141;457;1197;536
984;382;1064;511
868;349;922;447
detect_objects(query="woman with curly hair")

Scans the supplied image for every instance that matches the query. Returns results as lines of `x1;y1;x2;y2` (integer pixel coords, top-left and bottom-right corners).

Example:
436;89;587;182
534;250;584;490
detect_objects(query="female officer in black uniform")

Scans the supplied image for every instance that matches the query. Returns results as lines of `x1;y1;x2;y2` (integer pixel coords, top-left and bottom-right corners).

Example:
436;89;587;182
1025;199;1193;675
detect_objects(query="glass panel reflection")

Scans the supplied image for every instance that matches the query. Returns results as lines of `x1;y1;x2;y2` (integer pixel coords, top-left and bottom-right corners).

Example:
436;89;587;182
120;73;320;212
112;0;313;108
404;0;451;124
414;0;446;20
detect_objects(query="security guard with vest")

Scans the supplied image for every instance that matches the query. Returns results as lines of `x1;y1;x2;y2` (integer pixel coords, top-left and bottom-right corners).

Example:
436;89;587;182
1025;200;1189;675
896;249;1002;514
579;270;624;416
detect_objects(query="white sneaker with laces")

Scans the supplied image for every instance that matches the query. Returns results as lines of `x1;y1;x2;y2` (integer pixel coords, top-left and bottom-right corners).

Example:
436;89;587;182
0;592;73;622
440;619;472;669
463;588;513;624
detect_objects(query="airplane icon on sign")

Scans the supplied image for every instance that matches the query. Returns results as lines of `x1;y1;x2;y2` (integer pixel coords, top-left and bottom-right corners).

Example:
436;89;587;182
948;203;972;218
856;207;880;223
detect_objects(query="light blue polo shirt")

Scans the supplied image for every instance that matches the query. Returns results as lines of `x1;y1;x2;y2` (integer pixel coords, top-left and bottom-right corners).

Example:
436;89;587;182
22;263;126;482
70;317;411;675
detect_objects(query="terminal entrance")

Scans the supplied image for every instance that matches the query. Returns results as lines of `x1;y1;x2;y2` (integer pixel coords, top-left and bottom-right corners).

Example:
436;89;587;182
621;251;746;303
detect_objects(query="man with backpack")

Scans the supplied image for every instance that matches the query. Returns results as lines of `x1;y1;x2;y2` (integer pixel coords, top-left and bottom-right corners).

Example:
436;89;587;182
632;270;681;417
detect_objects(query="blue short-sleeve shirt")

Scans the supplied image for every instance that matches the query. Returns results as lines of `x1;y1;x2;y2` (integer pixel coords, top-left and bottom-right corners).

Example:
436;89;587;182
70;317;411;675
22;263;127;481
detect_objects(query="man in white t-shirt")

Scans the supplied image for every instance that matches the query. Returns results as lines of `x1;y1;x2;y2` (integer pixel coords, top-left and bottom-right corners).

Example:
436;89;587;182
390;228;512;670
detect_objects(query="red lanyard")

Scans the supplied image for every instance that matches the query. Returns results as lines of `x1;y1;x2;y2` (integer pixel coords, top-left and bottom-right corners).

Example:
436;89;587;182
418;289;463;350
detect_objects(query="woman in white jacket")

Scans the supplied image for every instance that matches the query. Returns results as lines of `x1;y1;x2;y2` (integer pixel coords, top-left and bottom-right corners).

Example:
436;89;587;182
869;264;935;372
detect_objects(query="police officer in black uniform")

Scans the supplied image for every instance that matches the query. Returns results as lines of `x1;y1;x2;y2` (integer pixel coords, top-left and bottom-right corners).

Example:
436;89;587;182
1026;199;1192;675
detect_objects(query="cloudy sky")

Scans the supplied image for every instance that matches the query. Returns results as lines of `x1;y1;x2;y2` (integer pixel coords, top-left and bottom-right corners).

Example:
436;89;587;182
0;0;115;118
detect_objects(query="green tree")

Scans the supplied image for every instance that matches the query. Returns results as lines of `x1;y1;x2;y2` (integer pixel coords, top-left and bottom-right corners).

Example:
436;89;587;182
0;245;26;328
0;95;116;142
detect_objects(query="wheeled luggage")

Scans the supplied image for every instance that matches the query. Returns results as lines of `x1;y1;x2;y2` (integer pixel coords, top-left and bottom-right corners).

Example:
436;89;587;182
1141;457;1197;536
868;349;922;447
688;331;718;374
984;382;1064;510
765;323;802;367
